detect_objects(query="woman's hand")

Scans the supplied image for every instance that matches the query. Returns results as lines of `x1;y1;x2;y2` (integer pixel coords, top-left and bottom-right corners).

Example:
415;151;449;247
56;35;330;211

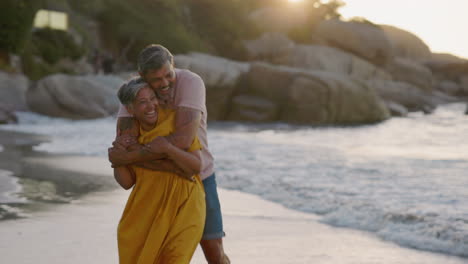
114;135;138;149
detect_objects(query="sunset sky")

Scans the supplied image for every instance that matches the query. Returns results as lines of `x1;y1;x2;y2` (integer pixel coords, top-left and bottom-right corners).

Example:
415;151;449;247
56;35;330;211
337;0;468;59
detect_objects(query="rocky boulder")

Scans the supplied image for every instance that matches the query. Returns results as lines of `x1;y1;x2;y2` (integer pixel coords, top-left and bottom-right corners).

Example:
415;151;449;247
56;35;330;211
0;71;29;110
283;73;389;124
27;74;124;119
367;79;439;114
437;80;461;96
430;53;467;65
227;95;277;122
425;55;468;96
275;44;392;80
55;57;94;75
175;53;250;120
0;104;18;124
427;61;468;83
314;19;393;66
459;76;468;95
386;57;433;91
241;62;390;124
385;101;408;117
243;32;295;62
380;25;432;60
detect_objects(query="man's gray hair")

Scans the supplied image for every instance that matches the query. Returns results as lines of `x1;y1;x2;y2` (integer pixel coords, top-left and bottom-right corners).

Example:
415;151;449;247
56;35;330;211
117;77;147;106
137;44;174;74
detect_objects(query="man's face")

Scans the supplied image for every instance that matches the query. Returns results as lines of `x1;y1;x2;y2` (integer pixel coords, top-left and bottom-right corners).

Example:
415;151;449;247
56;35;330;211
128;86;158;130
140;61;176;102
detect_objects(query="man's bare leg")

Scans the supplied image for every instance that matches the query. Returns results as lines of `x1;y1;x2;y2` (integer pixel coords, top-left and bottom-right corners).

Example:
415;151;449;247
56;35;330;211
200;238;230;264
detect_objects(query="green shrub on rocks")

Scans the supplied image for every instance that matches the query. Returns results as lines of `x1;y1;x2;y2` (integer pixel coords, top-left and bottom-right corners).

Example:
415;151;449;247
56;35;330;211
21;45;57;81
69;0;260;62
31;28;85;64
185;0;260;60
71;0;206;62
20;28;85;80
0;0;41;62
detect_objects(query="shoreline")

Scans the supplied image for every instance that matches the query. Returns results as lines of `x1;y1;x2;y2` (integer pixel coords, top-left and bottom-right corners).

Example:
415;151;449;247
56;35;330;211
0;131;466;263
0;130;117;220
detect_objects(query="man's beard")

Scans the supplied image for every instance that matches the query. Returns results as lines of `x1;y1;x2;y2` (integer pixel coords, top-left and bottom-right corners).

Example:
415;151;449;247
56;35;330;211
156;86;174;106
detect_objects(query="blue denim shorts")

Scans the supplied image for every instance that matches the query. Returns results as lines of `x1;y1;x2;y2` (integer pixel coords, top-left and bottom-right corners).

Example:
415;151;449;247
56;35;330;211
202;173;225;240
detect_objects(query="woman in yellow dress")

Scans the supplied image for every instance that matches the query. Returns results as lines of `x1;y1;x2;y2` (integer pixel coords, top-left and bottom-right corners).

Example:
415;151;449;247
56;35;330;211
113;78;206;264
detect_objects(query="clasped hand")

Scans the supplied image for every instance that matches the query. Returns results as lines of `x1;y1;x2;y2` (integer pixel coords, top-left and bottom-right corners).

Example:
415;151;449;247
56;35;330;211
144;136;171;154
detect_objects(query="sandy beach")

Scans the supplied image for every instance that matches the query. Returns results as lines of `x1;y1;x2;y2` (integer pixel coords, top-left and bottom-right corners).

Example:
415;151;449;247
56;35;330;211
0;141;466;264
2;0;468;262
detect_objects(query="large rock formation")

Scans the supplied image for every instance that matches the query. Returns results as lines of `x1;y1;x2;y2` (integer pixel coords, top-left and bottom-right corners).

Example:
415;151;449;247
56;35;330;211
236;63;390;124
175;53;250;120
380;25;432;61
27;74;123;119
314;19;393;66
0;71;29;110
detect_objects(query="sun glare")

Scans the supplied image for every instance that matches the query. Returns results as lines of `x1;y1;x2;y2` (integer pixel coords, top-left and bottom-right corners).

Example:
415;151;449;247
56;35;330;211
288;0;304;3
340;0;468;59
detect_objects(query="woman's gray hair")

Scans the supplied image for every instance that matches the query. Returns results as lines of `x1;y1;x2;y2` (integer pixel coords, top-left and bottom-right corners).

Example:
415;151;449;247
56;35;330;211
137;44;174;75
117;77;148;106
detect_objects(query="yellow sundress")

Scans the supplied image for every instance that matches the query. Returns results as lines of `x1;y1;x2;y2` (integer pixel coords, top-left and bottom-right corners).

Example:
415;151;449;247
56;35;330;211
117;108;206;264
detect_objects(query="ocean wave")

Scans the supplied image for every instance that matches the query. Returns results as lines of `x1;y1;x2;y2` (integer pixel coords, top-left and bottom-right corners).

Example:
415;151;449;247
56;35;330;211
322;204;468;257
1;104;468;258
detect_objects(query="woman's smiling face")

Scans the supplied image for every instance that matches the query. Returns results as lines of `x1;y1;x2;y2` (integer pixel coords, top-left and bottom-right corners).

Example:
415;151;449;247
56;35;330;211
129;86;159;131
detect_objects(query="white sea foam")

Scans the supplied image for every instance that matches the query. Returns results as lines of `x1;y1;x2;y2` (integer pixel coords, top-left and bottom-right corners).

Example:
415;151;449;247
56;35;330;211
1;103;467;258
0;169;25;204
0;112;116;156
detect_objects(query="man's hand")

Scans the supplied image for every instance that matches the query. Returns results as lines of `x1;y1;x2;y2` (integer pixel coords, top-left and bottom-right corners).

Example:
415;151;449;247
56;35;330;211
144;136;171;154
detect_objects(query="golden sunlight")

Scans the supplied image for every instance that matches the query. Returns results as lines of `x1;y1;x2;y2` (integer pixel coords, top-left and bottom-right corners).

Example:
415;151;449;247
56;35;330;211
340;0;468;58
288;0;304;3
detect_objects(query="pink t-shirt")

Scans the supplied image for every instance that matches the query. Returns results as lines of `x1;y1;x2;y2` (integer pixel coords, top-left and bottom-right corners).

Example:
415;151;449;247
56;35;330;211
117;69;214;179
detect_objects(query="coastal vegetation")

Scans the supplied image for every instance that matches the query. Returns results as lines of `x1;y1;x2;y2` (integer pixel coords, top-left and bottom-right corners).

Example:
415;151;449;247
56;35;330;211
0;0;41;66
0;0;467;124
0;0;343;79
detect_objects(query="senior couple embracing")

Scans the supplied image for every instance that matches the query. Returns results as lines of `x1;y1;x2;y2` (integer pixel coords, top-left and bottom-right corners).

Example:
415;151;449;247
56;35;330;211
108;44;230;264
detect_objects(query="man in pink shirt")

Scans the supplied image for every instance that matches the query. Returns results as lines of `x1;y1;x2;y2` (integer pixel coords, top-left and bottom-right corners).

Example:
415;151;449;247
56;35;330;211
108;44;229;264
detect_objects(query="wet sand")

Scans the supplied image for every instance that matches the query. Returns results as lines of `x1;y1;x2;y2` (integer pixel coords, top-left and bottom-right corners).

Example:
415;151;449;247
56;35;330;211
0;130;117;220
0;130;466;263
